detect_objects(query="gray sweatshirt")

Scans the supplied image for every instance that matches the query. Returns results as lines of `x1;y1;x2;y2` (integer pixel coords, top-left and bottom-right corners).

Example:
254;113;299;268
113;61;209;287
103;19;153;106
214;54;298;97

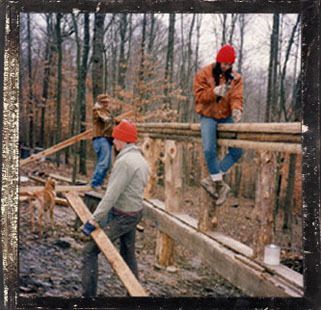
93;144;150;225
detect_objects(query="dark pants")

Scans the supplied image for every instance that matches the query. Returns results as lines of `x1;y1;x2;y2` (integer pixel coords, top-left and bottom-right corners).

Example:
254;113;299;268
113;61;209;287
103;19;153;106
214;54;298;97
82;208;142;297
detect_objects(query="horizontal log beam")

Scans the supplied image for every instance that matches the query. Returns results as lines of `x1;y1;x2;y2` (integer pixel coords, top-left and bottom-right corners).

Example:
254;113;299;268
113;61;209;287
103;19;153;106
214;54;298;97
137;122;301;134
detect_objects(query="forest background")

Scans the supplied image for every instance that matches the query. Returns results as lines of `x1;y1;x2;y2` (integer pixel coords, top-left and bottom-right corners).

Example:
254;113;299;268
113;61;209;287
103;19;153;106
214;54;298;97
19;13;302;234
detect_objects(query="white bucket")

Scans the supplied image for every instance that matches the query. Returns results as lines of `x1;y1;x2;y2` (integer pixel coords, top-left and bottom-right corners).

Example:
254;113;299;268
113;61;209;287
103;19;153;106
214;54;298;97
263;244;281;266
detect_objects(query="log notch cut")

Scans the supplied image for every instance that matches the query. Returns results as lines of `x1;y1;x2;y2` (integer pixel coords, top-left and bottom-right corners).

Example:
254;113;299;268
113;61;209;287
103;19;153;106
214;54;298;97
64;191;148;297
253;151;277;258
155;140;182;266
141;137;162;199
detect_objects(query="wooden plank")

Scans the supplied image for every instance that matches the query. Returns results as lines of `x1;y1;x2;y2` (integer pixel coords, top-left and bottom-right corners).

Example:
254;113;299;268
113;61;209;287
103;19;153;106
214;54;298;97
64;192;148;297
20;185;92;195
55;197;69;207
20;130;92;166
49;173;87;185
143;199;303;297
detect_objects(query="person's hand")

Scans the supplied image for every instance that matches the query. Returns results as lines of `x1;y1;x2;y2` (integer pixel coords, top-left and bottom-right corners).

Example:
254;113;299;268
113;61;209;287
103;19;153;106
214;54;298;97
232;109;242;123
214;84;230;97
81;219;98;236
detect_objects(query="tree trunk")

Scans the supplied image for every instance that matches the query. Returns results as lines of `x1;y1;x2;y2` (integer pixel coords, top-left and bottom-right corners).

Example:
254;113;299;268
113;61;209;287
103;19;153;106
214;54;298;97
237;14;245;74
40;13;53;148
279;15;300;122
265;14;280;122
55;13;63;165
92;13;105;101
164;13;176;106
27;13;34;149
118;13;128;90
79;13;90;175
138;13;147;107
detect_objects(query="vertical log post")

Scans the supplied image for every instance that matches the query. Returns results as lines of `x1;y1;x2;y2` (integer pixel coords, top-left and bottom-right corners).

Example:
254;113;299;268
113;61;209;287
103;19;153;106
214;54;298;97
142;137;161;199
155;140;182;266
253;151;277;259
197;142;217;231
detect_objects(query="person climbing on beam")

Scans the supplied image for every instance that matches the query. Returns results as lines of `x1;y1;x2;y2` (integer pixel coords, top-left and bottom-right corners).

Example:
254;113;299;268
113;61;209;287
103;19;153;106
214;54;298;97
194;44;243;206
90;94;118;190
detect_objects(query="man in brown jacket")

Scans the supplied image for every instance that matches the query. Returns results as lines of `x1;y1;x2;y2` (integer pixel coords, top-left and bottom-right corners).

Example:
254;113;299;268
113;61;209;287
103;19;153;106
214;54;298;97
90;94;115;189
194;44;243;205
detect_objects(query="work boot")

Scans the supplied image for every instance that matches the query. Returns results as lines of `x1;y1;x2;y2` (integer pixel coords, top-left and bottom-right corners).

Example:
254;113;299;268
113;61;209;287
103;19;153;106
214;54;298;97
216;181;231;206
200;176;218;198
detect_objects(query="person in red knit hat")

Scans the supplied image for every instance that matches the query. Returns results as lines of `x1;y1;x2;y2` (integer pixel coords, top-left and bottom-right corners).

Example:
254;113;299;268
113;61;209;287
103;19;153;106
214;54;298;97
194;44;243;206
81;120;149;297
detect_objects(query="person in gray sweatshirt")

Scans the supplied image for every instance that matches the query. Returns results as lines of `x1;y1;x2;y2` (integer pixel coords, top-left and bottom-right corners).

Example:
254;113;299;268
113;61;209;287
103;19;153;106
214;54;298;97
81;120;149;298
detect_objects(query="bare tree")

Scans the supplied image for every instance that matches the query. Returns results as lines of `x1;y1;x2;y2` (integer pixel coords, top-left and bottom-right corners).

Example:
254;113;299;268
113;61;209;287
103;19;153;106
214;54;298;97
92;13;105;100
55;13;63;164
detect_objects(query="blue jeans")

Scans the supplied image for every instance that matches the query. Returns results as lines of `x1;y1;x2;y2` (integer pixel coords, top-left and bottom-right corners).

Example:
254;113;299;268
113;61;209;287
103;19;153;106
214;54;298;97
91;137;112;187
200;115;243;175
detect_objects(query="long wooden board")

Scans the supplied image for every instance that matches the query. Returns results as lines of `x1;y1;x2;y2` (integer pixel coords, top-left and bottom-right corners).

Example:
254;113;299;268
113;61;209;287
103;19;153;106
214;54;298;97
20;110;134;167
19;185;92;195
20;130;92;166
64;192;148;297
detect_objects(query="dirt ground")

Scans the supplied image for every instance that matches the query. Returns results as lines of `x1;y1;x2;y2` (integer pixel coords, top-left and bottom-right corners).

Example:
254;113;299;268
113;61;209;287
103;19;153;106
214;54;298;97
19;160;302;298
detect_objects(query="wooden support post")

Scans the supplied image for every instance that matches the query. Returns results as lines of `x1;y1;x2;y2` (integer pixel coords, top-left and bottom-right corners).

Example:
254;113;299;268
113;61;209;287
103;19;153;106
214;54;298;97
253;151;277;259
155;140;182;266
64;192;148;296
141;137;162;199
197;142;217;232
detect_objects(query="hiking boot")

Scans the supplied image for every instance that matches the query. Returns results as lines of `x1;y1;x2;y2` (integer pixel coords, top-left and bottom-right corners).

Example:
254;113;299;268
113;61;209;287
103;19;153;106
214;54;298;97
200;176;218;198
216;181;231;206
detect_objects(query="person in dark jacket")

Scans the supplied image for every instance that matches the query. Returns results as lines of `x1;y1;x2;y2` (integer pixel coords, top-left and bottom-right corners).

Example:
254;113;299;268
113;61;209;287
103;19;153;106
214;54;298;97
90;94;115;190
82;120;150;298
194;44;243;205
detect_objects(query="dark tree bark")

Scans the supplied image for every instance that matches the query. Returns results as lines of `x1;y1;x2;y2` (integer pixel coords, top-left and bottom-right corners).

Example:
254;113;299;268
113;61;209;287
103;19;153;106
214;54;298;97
164;13;176;104
40;13;54;148
27;13;35;149
55;13;63;165
148;13;156;53
279;15;300;121
118;13;128;89
265;13;280;122
92;13;105;101
237;14;245;74
138;13;147;107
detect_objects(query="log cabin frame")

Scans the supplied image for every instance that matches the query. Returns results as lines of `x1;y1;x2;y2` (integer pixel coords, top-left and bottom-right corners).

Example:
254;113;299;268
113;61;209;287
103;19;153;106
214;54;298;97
0;1;320;309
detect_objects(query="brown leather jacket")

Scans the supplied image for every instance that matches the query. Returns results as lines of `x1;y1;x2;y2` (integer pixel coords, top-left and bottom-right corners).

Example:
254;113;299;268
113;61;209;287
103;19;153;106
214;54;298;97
92;103;115;138
194;63;243;119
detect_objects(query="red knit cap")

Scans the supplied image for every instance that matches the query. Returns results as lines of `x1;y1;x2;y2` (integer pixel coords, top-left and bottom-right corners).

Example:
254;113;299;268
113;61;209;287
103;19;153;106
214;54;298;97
216;44;236;64
112;120;137;143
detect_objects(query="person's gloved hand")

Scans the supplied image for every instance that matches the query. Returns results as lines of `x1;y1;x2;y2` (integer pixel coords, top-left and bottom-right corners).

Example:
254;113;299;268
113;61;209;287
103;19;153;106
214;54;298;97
214;84;230;97
232;109;242;123
81;219;98;236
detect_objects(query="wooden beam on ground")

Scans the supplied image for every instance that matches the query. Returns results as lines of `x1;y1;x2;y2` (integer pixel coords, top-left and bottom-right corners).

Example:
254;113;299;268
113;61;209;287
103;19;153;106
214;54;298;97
49;173;87;185
19;185;92;195
64;192;148;297
143;199;303;297
20;130;92;166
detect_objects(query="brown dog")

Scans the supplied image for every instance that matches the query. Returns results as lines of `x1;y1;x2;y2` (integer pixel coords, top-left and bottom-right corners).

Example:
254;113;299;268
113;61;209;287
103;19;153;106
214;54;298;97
27;178;56;237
